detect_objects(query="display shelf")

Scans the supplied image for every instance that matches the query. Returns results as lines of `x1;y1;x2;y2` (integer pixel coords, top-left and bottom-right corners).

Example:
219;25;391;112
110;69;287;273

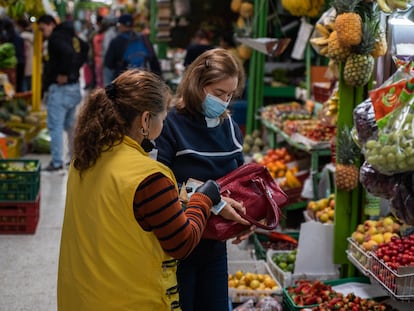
263;85;296;98
346;237;371;277
370;254;414;301
260;119;331;199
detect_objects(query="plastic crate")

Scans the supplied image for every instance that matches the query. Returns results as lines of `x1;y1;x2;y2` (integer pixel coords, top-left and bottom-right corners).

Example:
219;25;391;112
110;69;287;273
370;253;414;300
266;250;293;288
252;232;297;261
346;237;371;276
267;249;339;288
228;260;283;303
0;192;40;234
283;277;371;311
0;159;40;201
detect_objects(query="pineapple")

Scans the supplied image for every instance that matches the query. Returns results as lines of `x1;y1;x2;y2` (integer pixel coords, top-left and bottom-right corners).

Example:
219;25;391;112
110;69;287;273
332;0;362;47
371;25;387;58
335;125;360;191
327;31;352;62
343;20;376;87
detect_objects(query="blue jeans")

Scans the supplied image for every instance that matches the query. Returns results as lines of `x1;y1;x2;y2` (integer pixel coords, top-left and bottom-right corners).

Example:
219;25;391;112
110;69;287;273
177;239;229;311
103;66;114;86
45;83;81;168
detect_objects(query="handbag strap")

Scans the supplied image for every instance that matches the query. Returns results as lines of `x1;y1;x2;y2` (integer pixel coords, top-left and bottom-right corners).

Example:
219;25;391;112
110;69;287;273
236;177;280;230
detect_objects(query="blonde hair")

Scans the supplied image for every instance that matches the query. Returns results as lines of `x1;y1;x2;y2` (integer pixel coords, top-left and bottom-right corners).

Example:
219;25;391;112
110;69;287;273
175;48;245;117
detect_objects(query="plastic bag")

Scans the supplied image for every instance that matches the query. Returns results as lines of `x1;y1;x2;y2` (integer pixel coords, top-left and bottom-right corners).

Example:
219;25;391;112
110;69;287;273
309;7;335;57
390;172;414;226
352;98;378;146
363;78;414;175
359;161;401;200
369;61;414;121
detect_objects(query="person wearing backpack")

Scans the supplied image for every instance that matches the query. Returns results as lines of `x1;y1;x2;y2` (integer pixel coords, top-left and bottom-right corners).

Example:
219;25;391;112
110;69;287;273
104;14;161;82
38;14;89;172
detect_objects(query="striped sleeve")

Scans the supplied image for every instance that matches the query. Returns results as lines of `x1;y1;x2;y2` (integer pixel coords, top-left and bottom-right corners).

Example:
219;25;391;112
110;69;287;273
133;172;212;259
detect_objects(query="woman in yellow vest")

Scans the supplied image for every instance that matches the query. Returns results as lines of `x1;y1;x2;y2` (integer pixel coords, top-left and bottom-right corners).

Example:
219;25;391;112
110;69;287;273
58;69;221;311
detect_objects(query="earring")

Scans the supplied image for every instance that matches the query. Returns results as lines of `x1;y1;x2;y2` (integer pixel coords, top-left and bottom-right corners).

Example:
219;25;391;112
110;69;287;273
140;127;154;152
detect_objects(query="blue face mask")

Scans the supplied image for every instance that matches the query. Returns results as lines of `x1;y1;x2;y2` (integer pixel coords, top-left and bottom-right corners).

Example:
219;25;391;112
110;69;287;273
202;94;230;118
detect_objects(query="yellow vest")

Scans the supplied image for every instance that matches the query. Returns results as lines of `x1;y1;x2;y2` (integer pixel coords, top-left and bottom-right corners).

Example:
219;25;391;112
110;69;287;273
58;136;181;311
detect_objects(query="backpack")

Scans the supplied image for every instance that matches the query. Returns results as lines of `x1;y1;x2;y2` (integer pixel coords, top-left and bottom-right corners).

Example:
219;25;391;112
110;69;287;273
122;33;151;70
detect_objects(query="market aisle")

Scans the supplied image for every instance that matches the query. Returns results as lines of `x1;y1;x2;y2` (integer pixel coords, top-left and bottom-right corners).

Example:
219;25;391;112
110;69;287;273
0;154;65;311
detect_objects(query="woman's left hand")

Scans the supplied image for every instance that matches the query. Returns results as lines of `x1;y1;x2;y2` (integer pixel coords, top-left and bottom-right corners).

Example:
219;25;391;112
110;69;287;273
219;197;250;226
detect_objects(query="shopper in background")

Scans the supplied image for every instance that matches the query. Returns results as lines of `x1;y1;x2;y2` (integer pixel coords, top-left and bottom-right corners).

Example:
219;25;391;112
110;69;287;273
58;69;221;311
101;16;117;85
37;14;89;171
104;13;161;82
91;15;106;88
155;48;250;311
15;18;33;92
183;28;215;67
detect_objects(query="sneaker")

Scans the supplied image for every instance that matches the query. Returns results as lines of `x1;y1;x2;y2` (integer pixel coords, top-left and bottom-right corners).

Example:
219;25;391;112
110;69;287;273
42;163;64;172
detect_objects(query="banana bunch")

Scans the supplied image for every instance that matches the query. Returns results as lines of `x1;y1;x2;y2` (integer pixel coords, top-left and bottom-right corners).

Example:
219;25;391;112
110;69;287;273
309;22;335;56
279;169;302;190
4;0;45;19
320;89;339;126
282;0;325;18
377;0;411;13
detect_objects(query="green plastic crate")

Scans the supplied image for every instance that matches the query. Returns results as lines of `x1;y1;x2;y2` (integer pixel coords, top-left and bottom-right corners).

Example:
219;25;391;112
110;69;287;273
283;277;371;311
0;159;40;202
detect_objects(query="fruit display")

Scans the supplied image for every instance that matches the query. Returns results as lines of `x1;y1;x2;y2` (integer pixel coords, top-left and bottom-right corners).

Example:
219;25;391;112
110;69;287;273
285;279;340;307
376;0;412;14
302;122;337;142
228;270;278;291
286;280;391;310
373;234;414;272
350;217;401;252
271;249;297;273
335;125;360;192
281;0;325;18
306;194;335;223
242;130;267;154
371;234;414;297
260;102;312;129
253;147;295;178
310;293;389;311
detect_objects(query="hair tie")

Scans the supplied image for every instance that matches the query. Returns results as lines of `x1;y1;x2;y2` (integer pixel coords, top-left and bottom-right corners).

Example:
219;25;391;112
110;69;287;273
105;83;117;101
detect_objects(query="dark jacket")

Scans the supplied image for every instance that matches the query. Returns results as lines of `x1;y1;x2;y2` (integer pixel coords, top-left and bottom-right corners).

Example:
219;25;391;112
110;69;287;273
104;31;161;79
43;21;89;90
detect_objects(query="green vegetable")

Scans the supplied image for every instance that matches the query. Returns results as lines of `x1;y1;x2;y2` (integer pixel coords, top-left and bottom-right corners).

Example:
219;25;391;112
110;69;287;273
0;43;17;68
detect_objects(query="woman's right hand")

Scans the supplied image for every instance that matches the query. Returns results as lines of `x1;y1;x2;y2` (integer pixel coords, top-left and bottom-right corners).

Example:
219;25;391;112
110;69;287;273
219;196;250;226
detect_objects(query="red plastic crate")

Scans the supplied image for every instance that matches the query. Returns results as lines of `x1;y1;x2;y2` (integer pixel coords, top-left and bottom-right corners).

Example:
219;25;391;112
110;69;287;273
0;192;40;234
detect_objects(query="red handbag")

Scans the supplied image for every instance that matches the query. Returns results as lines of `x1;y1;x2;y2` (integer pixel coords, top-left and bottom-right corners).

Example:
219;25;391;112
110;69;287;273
202;162;288;240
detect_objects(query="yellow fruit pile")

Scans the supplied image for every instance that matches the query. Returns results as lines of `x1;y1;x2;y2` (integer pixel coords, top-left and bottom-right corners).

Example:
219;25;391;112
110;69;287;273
281;0;325;18
351;217;400;251
228;270;278;291
231;0;254;60
307;194;335;223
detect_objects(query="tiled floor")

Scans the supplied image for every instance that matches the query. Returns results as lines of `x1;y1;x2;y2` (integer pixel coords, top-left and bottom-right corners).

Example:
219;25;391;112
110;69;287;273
0;154;66;311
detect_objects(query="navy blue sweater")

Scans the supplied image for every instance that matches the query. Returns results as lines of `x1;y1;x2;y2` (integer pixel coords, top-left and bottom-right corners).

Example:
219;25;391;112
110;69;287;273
155;108;244;184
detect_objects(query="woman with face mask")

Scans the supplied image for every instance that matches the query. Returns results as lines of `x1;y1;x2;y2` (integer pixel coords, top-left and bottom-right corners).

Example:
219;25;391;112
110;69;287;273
155;48;251;311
